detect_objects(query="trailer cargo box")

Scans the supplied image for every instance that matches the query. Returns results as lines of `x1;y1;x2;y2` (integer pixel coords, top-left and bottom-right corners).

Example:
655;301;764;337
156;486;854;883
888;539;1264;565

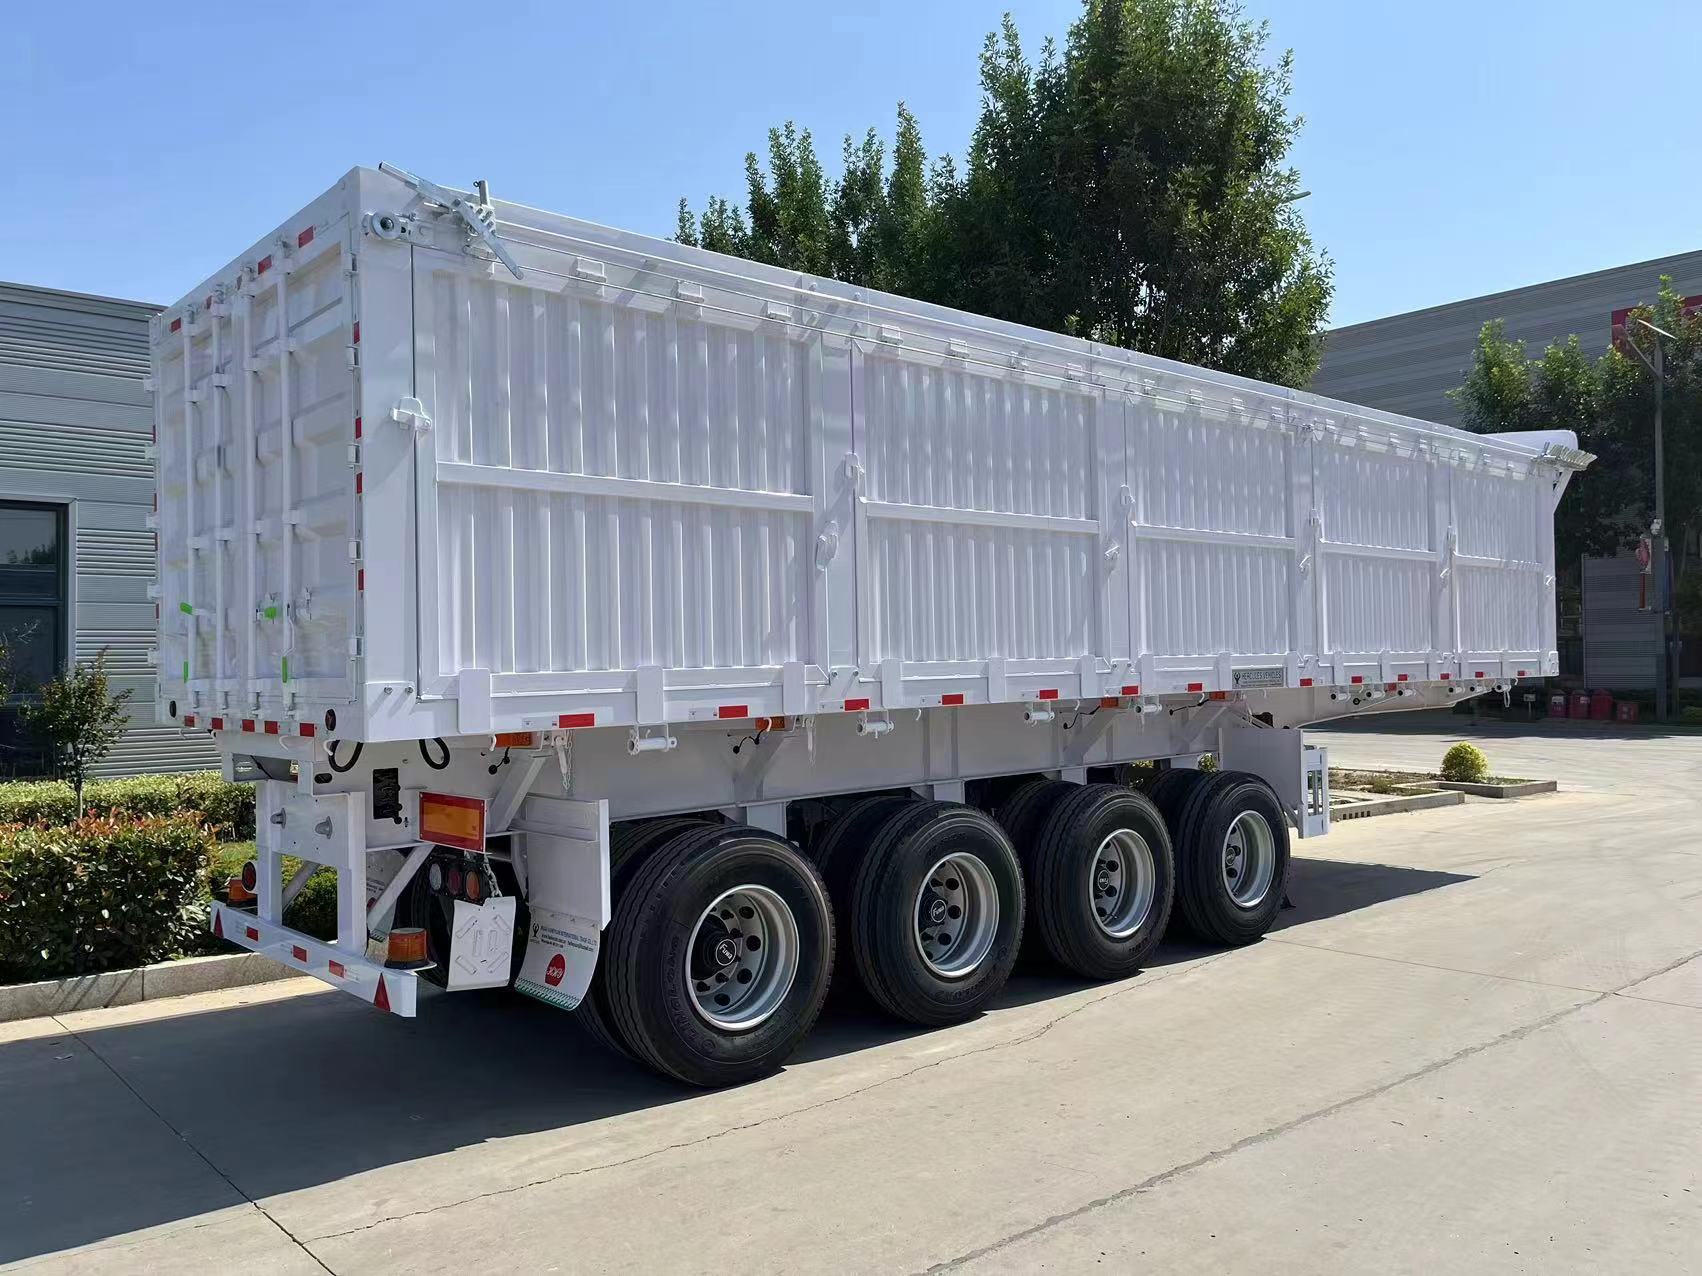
154;166;1589;1085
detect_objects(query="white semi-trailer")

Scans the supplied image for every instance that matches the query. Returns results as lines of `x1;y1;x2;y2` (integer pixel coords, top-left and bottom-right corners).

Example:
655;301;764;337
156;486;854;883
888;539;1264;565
153;165;1589;1086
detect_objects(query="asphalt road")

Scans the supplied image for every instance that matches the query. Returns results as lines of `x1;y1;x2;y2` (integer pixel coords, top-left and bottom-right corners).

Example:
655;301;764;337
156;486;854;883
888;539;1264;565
4;715;1699;1273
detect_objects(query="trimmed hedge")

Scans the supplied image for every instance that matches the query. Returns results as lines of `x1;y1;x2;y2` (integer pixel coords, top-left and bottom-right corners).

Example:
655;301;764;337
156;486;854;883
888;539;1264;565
0;772;254;839
0;814;215;981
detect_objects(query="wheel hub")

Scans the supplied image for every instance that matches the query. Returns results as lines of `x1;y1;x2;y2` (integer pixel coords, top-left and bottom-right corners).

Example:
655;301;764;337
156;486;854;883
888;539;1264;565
1221;811;1276;908
914;852;1000;979
1090;829;1157;939
685;885;801;1032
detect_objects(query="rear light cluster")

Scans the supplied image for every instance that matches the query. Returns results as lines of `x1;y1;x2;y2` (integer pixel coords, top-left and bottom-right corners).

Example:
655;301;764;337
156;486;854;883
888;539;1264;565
425;854;488;904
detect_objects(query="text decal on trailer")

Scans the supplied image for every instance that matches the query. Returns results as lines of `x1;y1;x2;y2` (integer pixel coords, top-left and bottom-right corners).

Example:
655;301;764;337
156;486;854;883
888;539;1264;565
1232;667;1285;690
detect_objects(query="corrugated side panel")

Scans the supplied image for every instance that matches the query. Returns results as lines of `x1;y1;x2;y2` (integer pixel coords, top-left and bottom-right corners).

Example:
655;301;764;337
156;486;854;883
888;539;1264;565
1317;443;1436;656
419;258;813;679
1134;401;1293;659
860;354;1097;663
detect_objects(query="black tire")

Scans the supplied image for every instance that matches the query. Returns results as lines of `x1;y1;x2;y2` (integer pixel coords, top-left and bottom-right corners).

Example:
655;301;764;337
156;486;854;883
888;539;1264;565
992;778;1077;856
1171;771;1289;946
1147;766;1213;829
575;818;708;1060
809;795;916;998
1025;784;1175;979
847;802;1024;1026
604;824;834;1087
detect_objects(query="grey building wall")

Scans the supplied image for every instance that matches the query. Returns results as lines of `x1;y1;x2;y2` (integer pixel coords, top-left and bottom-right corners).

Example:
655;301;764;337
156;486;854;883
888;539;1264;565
1311;247;1702;427
0;282;215;777
1581;555;1661;691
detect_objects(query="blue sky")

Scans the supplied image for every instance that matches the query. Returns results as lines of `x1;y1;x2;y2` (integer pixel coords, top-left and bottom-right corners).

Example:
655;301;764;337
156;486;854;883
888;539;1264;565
6;0;1699;327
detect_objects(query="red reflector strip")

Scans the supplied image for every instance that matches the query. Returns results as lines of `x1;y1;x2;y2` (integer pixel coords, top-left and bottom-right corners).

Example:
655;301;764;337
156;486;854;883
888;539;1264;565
1187;682;1204;693
1397;673;1409;681
557;713;595;728
1121;685;1139;696
374;975;391;1013
291;944;308;962
245;925;259;942
1036;688;1059;700
264;721;280;735
182;714;196;727
1517;669;1527;677
299;723;316;737
1299;677;1314;687
328;960;346;979
352;321;360;344
718;704;749;719
169;317;182;333
355;472;363;495
844;697;870;711
297;225;315;247
357;569;365;591
941;693;965;706
241;718;256;732
1350;676;1365;685
354;416;362;438
257;254;273;274
210;716;225;730
1440;673;1452;681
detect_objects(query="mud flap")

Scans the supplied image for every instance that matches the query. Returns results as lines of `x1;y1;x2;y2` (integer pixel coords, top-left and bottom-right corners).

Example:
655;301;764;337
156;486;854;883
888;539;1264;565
445;896;517;990
509;795;610;1011
514;908;599;1010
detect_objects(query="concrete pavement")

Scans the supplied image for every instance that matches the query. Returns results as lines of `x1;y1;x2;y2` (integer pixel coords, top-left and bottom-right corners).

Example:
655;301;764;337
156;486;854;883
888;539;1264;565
3;716;1699;1273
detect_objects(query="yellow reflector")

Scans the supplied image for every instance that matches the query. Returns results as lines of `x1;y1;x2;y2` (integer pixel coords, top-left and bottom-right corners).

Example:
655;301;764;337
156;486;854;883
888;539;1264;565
419;792;486;852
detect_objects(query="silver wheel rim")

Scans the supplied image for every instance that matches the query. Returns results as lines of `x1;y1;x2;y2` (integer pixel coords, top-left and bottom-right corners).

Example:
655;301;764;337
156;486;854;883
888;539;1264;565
914;852;1000;979
685;884;799;1032
1222;811;1276;907
1090;829;1158;939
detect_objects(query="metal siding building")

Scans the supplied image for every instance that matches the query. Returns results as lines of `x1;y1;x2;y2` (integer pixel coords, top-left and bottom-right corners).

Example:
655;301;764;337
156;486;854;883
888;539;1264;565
1311;248;1702;428
0;282;215;776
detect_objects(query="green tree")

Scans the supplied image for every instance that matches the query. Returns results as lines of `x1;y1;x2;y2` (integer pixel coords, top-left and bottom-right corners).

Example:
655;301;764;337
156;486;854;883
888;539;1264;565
676;1;1332;387
25;651;132;818
1451;280;1702;607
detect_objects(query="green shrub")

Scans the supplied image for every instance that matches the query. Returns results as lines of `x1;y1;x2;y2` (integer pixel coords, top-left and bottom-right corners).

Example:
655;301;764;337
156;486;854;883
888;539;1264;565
0;772;254;840
284;869;339;941
0;814;214;981
1440;742;1490;783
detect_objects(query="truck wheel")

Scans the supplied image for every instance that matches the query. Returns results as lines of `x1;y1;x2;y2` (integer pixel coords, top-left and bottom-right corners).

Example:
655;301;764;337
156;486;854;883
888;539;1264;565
604;824;833;1087
1025;785;1175;979
848;803;1024;1026
576;818;709;1061
1171;773;1288;946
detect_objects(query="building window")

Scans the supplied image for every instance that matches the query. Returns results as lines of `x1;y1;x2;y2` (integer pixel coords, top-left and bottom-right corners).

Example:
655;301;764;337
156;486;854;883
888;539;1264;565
0;501;68;690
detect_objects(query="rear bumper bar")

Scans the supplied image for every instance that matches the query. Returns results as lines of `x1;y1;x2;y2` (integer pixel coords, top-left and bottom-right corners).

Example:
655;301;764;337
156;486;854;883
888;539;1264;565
210;901;419;1016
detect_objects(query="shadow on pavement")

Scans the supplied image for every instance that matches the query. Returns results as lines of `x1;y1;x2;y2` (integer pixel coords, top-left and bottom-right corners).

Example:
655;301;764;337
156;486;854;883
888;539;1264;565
0;854;1469;1264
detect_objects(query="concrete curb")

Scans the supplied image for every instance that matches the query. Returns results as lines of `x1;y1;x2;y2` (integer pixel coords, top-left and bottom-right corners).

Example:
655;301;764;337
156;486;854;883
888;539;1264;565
1431;779;1559;799
1330;789;1466;821
0;952;298;1024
